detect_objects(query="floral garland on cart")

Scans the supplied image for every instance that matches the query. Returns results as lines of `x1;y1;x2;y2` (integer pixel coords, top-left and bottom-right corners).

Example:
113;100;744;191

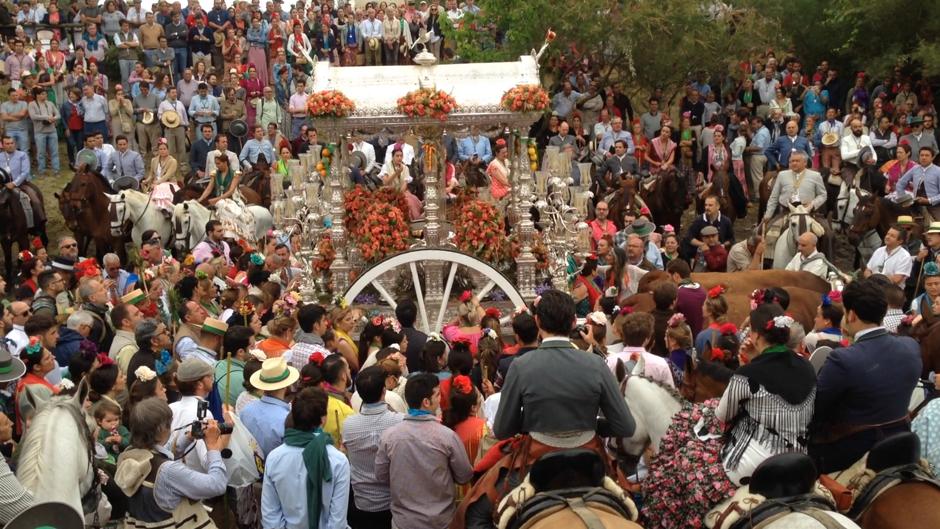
397;88;458;121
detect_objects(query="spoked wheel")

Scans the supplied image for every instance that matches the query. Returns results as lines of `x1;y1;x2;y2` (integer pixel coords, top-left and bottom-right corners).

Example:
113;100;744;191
343;248;527;333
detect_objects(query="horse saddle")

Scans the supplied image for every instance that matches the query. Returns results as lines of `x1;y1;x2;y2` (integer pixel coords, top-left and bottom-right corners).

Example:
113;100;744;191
866;432;920;473
748;453;819;499
506;488;637;529
112;176;140;192
529;450;606;492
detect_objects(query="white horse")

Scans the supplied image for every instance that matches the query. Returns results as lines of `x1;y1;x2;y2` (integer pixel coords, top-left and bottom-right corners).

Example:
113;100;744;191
771;203;829;269
617;359;860;529
172;199;273;254
15;383;108;523
107;190;172;247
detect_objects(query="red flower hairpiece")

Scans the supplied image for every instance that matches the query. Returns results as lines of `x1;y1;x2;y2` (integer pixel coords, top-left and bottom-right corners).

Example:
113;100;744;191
452;375;473;395
371;315;384;327
74;258;101;280
707;285;726;299
459;290;473;303
826;290;842;304
30;237;43;250
18;250;33;262
308;352;325;366
719;323;738;336
484;307;502;319
765;319;775;331
495;138;507;147
96;353;114;367
618;306;634;316
709;347;727;363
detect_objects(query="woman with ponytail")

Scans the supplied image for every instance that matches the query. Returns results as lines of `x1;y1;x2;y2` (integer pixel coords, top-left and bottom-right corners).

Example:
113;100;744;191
695;284;731;353
442;291;485;354
443;375;486;467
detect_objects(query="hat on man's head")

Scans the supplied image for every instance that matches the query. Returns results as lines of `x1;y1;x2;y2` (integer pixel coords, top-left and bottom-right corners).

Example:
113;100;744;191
51;256;75;272
909;116;924;126
3;501;83;529
924;262;940;277
700;225;719;237
0;341;26;384
250;357;300;392
202;318;228;336
121;289;147;305
896;215;915;226
176;358;215;382
628;217;654;238
926;221;940;234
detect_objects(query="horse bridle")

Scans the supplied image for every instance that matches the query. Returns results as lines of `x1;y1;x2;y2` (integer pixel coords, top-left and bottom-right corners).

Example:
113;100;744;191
110;193;152;236
174;207;210;251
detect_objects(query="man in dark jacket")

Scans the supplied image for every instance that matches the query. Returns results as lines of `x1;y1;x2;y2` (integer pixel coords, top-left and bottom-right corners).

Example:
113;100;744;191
395;298;427;373
53;311;95;367
810;277;922;473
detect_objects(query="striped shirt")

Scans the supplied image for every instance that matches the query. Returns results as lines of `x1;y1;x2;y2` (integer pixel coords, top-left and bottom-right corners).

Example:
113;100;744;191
341;403;404;512
0;457;33;523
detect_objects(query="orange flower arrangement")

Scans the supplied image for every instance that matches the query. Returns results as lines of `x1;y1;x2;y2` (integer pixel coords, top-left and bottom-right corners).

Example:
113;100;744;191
306;90;356;118
501;84;550;113
343;186;411;262
313;234;335;272
453;198;509;263
397;88;457;121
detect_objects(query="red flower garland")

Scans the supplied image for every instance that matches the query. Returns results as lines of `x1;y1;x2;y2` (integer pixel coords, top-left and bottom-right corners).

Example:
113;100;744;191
500;84;550;113
397;88;457;121
306;90;356;118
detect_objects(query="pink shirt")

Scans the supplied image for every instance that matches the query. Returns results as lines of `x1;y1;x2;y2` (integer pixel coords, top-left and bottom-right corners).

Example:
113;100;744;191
605;346;675;388
589;219;617;244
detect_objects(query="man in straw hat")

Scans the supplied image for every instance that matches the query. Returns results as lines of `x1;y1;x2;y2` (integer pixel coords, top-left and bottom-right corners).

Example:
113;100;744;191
262;386;350;529
241;356;299;456
918;221;940;267
187;317;227;366
157;86;190;173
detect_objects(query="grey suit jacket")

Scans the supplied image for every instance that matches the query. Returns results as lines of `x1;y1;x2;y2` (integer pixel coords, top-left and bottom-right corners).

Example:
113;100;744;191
764;168;827;220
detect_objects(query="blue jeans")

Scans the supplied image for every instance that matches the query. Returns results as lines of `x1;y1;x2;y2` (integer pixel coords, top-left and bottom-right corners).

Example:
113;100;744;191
7;129;28;152
173;47;188;80
143;49;159;67
34;131;60;172
119;59;137;87
84;120;109;139
66;129;83;167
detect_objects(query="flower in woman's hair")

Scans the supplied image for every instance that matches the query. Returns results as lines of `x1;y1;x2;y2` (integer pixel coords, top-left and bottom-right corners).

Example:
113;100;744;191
58;379;75;391
18;250;33;261
618;306;634;316
719;323;738;336
827;290;842;303
452;375;473;395
237;299;255;316
482;328;498;340
586;312;608;326
459;290;473;303
308;352;325;366
371;315;384;327
383;317;402;333
709;347;727;363
135;366;157;383
195;270;208;280
667;313;686;328
707;285;726;299
484;307;502;320
772;315;795;329
96;353;114;367
333;295;349;310
24;337;42;355
249;253;265;266
182;254;196;267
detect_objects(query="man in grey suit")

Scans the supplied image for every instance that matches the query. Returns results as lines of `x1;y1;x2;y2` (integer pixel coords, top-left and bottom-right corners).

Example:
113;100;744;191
763;150;828;222
105;135;145;189
495;289;635;444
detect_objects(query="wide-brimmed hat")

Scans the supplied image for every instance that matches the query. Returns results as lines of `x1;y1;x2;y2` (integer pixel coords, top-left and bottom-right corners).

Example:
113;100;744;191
250;357;300;391
202;317;229;337
627;218;654;238
229;119;248;138
161;110;181;128
896;215;915;226
927;221;940;234
894;192;915;208
0;341;26;384
121;289;146;305
3;501;83;529
909;116;925;126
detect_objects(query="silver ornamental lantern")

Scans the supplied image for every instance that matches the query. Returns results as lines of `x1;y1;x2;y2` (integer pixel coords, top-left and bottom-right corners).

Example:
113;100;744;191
513;136;537;302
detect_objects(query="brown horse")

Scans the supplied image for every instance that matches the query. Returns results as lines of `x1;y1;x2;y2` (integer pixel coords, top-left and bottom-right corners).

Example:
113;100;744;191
56;169;119;260
680;359;732;403
848;194;914;244
0;187;36;279
855;482;940;529
641;167;689;235
758;169;777;221
607;175;646;230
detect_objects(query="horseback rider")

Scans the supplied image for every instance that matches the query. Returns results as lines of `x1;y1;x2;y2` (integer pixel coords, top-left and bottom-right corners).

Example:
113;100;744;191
762;150;828;268
894;145;940;223
198;154;241;207
809;277;922;473
0;135;45;232
911;262;940;319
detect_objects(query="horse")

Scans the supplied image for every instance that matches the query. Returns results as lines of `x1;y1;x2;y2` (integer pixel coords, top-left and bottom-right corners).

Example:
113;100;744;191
847;194;919;269
172;199;273;254
771;203;835;270
834;183;881;265
15;382;107;524
56;168;120;260
0;187;33;280
641;167;689;235
697;169;740;223
607;175;648;230
758;169;777;221
680;357;732;403
107;190;173;247
617;364;862;529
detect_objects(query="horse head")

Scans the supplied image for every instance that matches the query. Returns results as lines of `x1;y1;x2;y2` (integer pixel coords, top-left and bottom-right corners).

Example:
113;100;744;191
173;202;193;253
106;192;127;237
848;194;879;244
17;379;97;519
786;203;824;239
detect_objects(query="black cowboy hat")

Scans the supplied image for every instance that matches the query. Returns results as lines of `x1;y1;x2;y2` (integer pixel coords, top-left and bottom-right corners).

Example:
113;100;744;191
229;119;248;138
0;167;10;185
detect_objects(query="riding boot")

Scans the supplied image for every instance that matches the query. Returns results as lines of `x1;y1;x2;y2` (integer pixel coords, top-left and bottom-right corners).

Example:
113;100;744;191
16;190;35;230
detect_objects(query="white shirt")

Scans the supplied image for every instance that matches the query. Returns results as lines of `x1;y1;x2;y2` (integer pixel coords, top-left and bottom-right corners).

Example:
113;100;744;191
5;325;28;356
866;245;912;281
204;149;239;178
785;249;828;279
384;142;415;165
167;395;210;472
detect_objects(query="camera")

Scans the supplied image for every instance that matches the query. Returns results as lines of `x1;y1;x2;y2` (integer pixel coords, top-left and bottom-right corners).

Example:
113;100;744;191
570;324;588;340
190;400;233;439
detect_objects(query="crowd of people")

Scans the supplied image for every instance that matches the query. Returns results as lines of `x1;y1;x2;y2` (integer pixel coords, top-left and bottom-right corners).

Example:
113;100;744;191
0;1;936;528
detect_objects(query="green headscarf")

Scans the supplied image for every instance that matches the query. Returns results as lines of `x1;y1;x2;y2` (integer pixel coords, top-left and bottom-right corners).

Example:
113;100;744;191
282;427;333;529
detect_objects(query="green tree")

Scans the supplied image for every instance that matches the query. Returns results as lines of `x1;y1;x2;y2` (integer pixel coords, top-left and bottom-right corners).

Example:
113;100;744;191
446;0;781;103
